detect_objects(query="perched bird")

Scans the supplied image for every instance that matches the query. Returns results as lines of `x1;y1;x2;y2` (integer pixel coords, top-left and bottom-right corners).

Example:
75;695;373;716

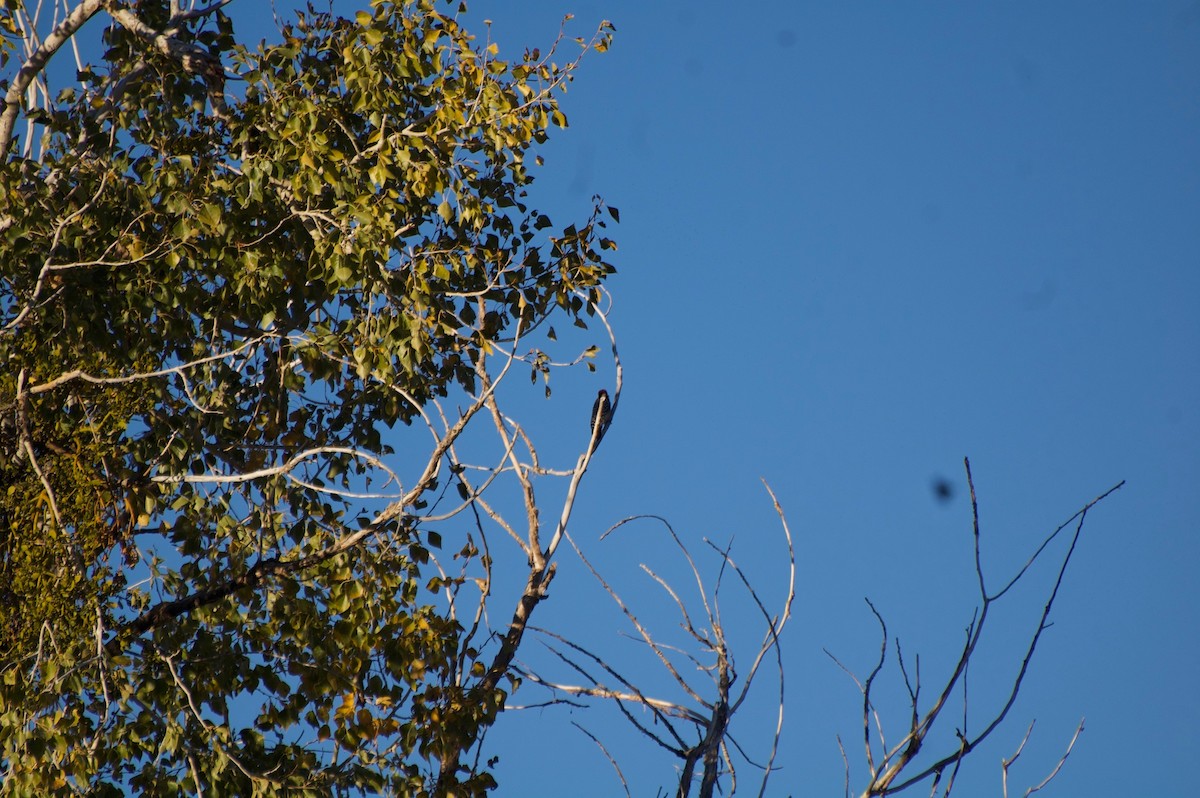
590;389;613;446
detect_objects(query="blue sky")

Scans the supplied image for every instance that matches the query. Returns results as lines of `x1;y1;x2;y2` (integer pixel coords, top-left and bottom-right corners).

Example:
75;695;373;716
462;2;1199;795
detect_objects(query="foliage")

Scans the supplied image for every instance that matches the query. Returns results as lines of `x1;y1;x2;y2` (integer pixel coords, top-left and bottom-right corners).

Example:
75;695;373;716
0;1;615;794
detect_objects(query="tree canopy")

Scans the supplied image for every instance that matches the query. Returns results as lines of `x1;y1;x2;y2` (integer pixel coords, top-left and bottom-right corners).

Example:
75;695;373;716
1;1;616;793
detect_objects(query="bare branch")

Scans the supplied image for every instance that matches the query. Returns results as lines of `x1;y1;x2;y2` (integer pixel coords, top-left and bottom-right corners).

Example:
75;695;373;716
522;488;796;797
572;722;632;798
1019;719;1084;797
522;629;696;751
569;528;707;707
841;462;1123;797
837;734;852;798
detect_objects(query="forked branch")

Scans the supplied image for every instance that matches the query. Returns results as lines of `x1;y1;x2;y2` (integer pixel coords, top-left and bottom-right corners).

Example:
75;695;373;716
523;483;796;798
833;459;1122;797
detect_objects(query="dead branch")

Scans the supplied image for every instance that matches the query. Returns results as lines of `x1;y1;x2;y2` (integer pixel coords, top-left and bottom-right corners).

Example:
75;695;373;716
520;484;796;797
828;458;1122;797
1002;718;1084;798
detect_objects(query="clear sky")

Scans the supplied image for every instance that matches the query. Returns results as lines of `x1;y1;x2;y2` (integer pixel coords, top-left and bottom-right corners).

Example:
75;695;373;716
29;1;1196;794
461;2;1200;795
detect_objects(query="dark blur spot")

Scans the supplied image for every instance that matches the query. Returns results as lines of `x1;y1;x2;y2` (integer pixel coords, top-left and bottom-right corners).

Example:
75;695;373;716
777;29;797;48
1019;278;1056;311
1012;56;1040;92
932;478;955;504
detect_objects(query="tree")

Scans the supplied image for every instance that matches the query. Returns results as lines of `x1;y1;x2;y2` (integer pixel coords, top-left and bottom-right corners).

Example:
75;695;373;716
0;3;1124;797
1;1;616;793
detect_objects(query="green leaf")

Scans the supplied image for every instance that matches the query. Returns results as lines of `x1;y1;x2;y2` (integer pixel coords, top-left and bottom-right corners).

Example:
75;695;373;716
196;202;223;229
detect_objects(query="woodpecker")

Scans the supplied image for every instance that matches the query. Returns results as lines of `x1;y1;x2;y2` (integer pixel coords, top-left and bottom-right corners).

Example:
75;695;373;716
590;389;613;446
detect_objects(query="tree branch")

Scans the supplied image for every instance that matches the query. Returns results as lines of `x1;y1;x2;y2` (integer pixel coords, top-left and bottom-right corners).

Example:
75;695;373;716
1;0;105;155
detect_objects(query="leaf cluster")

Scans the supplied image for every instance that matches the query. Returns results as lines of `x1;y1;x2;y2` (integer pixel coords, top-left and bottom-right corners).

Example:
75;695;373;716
0;1;617;793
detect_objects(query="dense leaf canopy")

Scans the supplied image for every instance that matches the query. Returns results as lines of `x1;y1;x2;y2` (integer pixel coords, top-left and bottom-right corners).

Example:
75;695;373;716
0;1;615;793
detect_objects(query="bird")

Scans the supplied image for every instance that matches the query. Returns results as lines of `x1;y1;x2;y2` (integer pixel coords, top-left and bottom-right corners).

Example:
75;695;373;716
590;389;613;446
